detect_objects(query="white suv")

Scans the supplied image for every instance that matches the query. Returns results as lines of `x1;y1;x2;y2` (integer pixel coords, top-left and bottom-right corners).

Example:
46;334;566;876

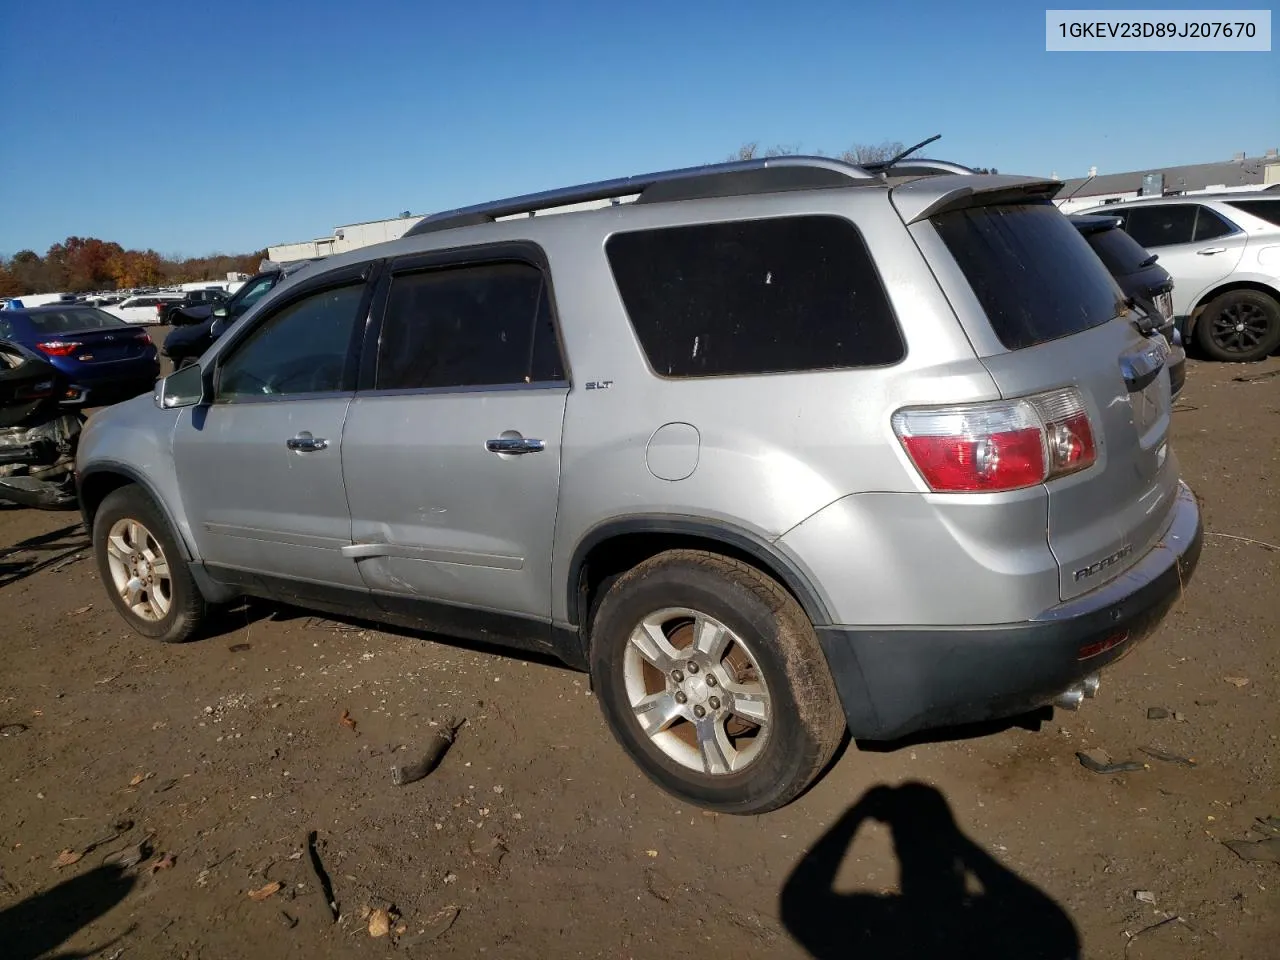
105;293;185;325
1078;193;1280;361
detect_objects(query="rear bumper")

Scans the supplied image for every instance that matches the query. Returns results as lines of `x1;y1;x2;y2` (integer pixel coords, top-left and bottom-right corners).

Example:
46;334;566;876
817;482;1202;741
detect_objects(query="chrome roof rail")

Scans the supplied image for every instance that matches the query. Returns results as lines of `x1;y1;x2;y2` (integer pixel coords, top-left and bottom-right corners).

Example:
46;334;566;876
405;156;877;237
862;158;977;176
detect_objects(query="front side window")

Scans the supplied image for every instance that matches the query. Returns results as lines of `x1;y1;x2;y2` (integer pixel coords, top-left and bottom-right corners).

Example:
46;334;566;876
606;216;903;378
216;283;365;399
375;261;563;391
1124;205;1197;247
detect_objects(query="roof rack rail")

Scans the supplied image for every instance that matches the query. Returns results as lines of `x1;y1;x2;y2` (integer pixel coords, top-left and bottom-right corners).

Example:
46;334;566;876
405;156;877;237
862;158;977;176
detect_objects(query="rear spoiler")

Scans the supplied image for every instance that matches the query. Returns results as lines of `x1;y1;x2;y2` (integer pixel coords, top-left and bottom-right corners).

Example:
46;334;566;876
891;174;1063;224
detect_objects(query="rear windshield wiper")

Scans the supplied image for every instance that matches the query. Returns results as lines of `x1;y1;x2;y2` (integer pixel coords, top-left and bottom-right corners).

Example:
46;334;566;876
1122;296;1159;335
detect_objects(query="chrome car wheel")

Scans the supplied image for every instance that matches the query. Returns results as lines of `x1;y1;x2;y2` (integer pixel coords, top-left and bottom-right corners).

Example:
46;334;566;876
104;518;172;622
623;607;772;775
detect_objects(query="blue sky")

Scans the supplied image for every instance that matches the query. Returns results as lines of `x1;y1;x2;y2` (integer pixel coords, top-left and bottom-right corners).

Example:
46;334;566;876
1;0;1275;257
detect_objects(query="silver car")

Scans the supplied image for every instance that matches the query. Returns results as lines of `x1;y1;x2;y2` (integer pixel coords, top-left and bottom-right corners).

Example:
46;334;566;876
1077;192;1280;362
76;158;1202;813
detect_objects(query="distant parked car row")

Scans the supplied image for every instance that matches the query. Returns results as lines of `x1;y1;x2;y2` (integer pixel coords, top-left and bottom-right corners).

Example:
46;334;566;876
4;285;234;327
1076;193;1280;362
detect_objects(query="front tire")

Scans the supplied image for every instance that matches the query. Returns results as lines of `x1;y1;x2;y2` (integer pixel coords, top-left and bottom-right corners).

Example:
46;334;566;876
1195;289;1280;362
92;485;205;643
589;550;845;814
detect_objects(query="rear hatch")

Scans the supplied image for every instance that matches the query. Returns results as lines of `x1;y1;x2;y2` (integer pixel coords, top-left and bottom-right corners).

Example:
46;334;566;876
904;188;1179;601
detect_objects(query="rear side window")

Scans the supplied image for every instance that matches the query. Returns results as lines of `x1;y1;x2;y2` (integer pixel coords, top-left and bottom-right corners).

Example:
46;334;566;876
1123;205;1197;247
1192;207;1236;241
1084;226;1156;276
1225;198;1280;226
932;203;1120;351
376;261;564;391
606;216;903;378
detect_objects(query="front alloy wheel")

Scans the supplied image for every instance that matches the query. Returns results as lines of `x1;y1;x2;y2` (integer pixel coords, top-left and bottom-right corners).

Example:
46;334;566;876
104;518;172;621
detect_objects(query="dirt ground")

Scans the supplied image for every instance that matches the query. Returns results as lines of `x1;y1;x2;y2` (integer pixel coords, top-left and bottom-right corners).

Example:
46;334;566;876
1;344;1277;960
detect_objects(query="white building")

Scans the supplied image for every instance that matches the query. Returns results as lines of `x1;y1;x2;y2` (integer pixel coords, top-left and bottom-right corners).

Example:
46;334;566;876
267;215;422;263
266;198;635;264
1054;150;1279;214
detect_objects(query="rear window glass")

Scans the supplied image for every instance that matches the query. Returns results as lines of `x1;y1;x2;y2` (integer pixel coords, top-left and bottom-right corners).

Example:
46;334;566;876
27;309;127;333
606;216;903;378
1225;198;1280;226
1083;226;1156;276
932;203;1121;351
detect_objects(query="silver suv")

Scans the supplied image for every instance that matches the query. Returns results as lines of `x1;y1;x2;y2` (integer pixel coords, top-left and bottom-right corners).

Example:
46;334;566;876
77;158;1202;813
1077;193;1280;362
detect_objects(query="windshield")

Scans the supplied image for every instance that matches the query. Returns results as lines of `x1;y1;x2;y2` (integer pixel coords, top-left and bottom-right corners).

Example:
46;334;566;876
230;274;278;310
932;202;1122;350
26;308;129;334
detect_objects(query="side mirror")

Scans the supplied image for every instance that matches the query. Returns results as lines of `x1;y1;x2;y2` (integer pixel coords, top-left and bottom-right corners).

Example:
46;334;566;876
212;306;228;319
156;362;210;409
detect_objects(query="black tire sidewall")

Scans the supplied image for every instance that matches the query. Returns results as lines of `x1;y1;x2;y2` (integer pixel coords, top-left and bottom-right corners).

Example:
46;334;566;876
1196;290;1280;362
590;557;829;812
93;486;199;642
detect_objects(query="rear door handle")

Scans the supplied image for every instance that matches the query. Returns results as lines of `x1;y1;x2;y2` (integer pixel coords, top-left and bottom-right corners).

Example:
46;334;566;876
485;437;545;455
286;432;328;452
1196;246;1226;255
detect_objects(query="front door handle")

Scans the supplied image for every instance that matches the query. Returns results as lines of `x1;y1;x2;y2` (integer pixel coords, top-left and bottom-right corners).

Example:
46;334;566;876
286;432;328;452
1196;246;1226;255
485;437;545;455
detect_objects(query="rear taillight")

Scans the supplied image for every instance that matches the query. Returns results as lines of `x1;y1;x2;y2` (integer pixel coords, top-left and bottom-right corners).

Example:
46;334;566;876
36;340;82;357
892;388;1096;493
135;332;153;345
156;304;166;317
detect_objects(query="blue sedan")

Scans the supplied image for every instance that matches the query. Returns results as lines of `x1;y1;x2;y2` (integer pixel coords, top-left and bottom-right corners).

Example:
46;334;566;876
0;305;160;406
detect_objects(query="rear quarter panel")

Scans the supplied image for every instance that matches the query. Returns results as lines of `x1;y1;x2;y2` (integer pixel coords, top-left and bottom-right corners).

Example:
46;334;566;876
536;189;1006;625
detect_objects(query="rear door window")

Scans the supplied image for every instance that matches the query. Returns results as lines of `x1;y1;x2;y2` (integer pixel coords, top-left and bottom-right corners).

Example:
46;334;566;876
375;261;564;391
931;203;1121;350
606;216;903;378
1123;205;1197;247
1192;207;1237;241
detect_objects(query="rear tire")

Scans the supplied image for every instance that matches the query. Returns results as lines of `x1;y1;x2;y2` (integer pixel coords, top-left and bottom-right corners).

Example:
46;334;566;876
92;485;205;643
589;550;845;814
1195;289;1280;362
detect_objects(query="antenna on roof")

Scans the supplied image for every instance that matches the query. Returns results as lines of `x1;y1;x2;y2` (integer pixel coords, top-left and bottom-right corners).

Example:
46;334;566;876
881;134;943;169
1056;171;1097;207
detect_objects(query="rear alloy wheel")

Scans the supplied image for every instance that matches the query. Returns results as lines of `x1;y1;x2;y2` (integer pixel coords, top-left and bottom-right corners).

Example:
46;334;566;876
590;550;845;813
93;485;205;643
1195;289;1280;362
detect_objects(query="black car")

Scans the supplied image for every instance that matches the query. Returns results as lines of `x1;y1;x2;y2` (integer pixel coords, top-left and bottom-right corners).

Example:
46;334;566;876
162;265;304;366
162;288;228;325
1070;214;1186;398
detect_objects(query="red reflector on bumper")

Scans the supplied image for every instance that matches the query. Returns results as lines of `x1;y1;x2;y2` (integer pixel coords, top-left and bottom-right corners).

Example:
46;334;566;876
1078;631;1129;661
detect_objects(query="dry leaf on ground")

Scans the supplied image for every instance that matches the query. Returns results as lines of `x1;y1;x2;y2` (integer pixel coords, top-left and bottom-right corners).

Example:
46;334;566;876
368;907;392;938
248;881;282;901
53;849;82;868
339;709;357;733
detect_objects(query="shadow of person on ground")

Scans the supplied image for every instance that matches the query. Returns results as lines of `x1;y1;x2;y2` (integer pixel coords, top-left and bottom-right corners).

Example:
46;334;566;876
0;864;135;960
0;521;89;588
780;782;1079;960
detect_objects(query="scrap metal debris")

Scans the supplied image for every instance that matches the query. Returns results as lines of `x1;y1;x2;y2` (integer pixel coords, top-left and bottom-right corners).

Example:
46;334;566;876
1077;749;1145;774
392;718;464;786
104;834;154;869
1140;746;1197;768
1146;707;1169;720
